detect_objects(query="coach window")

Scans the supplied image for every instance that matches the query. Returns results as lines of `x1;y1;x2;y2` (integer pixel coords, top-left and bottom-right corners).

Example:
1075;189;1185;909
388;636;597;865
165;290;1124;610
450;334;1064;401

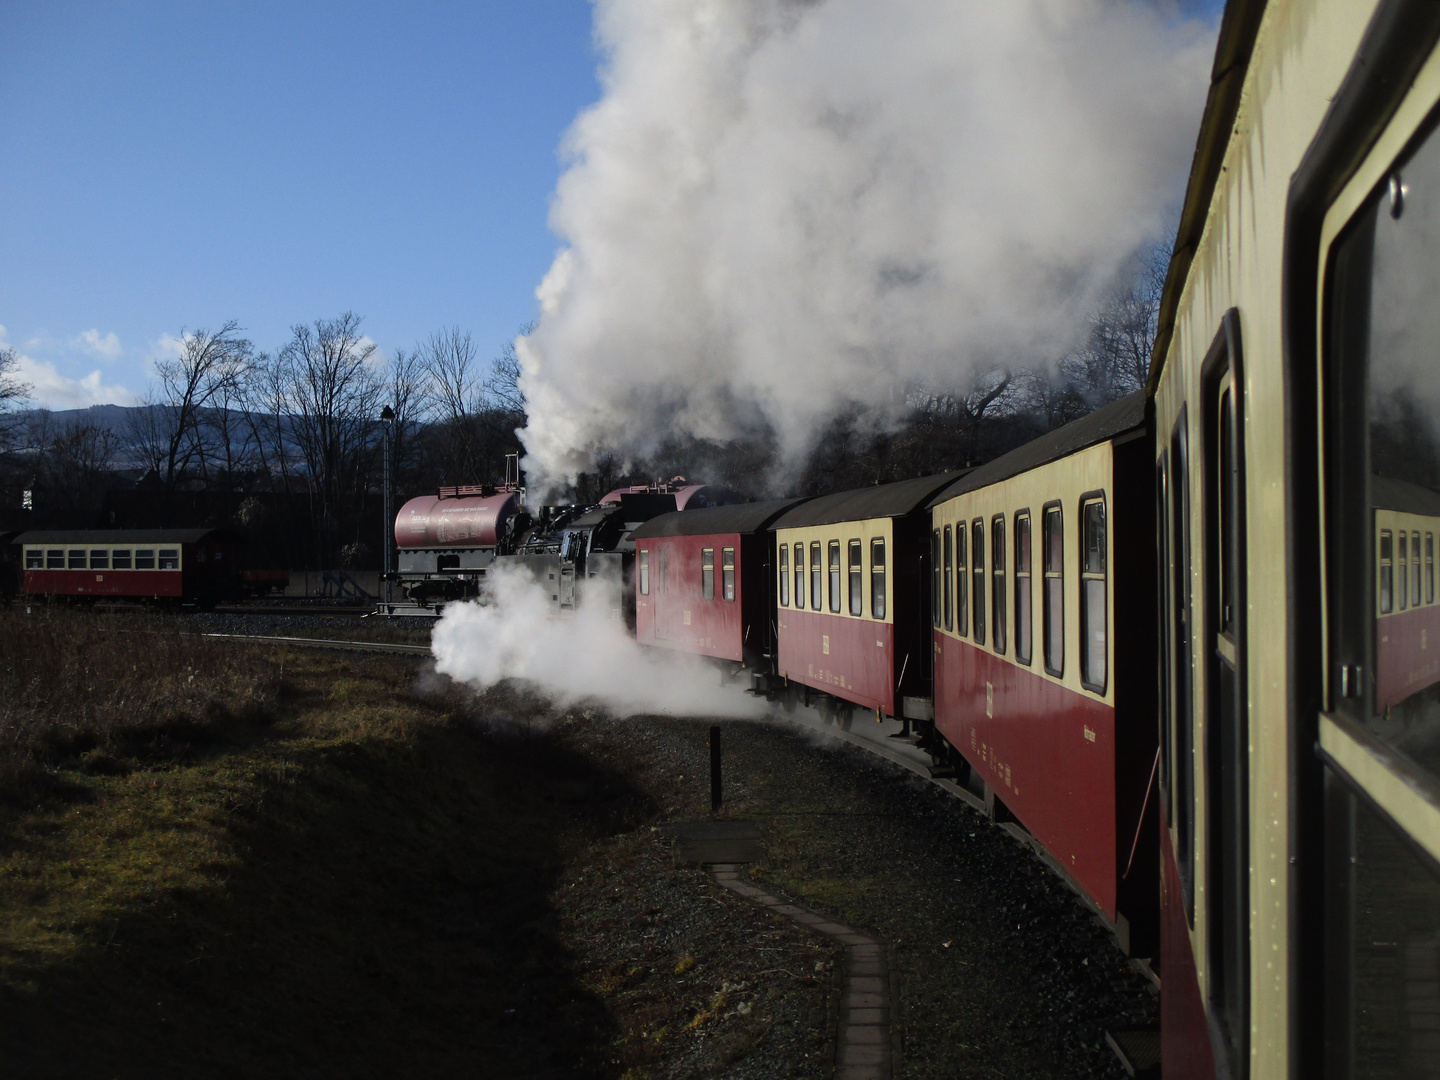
722;548;735;601
135;549;155;570
972;520;986;646
113;549;131;570
1429;533;1435;604
991;515;1007;655
931;529;942;628
955;521;968;636
942;525;953;631
67;549;85;569
870;539;886;620
1043;505;1064;677
159;549;180;571
848;539;862;616
1080;498;1107;692
639;549;650;595
25;549;42;570
46;549;63;569
90;549;108;571
1015;512;1032;666
702;549;714;600
778;544;789;606
810;542;822;611
1378;530;1394;614
828;541;841;613
794;543;805;609
1413;531;1422;607
1398;531;1409;610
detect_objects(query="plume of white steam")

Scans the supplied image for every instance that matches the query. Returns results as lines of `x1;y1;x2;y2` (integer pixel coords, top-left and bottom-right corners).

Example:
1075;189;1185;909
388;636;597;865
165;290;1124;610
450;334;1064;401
431;562;770;717
518;0;1215;494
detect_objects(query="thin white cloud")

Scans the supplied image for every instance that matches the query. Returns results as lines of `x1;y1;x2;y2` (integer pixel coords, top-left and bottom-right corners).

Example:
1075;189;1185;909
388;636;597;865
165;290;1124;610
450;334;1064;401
74;328;122;361
0;325;138;409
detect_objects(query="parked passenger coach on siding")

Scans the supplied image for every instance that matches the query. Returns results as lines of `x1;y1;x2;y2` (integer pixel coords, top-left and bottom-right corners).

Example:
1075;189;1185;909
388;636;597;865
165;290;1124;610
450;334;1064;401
12;529;242;607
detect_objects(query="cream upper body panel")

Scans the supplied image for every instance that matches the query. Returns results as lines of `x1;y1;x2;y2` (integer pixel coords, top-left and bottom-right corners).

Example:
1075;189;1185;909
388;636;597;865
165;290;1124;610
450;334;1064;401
775;518;896;626
932;440;1115;709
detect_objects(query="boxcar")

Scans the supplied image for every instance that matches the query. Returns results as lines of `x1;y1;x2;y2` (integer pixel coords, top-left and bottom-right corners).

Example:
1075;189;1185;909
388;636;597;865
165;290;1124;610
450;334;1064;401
631;499;805;670
927;391;1157;955
13;528;243;607
769;473;960;721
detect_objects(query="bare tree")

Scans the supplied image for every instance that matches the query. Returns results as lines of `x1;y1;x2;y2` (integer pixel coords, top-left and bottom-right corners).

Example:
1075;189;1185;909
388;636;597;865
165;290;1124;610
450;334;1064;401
0;346;32;449
140;321;253;518
274;312;384;565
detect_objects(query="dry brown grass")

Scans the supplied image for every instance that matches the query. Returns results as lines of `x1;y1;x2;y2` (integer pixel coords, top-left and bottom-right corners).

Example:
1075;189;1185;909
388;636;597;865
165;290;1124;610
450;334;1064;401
0;607;279;803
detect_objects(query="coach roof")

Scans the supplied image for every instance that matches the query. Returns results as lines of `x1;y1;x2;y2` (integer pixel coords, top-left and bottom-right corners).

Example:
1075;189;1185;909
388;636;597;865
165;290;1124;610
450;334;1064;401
11;528;241;546
630;498;809;539
927;391;1147;508
770;472;962;531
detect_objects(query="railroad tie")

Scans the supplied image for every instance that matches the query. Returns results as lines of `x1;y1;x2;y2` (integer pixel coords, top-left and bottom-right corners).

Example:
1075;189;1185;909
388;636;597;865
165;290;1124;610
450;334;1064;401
709;864;894;1080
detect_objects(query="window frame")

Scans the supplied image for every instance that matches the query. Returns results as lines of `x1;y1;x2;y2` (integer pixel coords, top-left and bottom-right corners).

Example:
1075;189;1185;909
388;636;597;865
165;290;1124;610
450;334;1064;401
1043;501;1064;677
971;519;986;646
702;548;715;601
991;513;1007;655
870;538;886;621
848;539;863;616
942;524;953;631
722;547;736;602
1078;494;1108;695
955;519;968;636
828;540;841;614
778;543;789;607
810;541;822;612
639;548;650;596
1014;510;1032;666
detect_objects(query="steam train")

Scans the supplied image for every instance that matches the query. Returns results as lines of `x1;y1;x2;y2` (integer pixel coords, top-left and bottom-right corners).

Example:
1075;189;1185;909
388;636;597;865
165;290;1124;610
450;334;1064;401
393;2;1440;1075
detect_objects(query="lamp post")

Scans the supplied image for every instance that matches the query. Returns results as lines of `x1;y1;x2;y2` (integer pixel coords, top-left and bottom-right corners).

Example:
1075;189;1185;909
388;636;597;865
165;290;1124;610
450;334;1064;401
379;405;395;609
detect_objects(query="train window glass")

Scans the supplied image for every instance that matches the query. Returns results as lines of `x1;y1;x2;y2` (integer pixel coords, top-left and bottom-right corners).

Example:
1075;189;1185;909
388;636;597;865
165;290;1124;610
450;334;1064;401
158;549;180;571
135;549;155;570
795;543;805;609
1399;531;1409;611
991;515;1006;655
828;541;841;613
1380;530;1395;614
702;548;714;600
1080;499;1107;692
942;525;953;631
1429;533;1435;604
723;548;735;602
1170;417;1195;921
25;549;42;570
956;521;968;636
1414;531;1422;608
810;542;822;611
1043;506;1064;677
778;544;789;606
870;539;886;620
848;539;862;616
112;549;131;570
46;549;63;569
931;529;941;628
639;549;650;595
90;550;108;570
67;549;84;569
1015;512;1032;666
972;520;986;646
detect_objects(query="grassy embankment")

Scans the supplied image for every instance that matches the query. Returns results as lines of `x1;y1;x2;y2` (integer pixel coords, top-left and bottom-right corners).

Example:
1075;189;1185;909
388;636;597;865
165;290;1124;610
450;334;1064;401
0;607;650;1078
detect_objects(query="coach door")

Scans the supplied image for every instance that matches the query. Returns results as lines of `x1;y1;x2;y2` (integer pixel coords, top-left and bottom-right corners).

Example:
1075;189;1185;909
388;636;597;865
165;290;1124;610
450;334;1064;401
1204;316;1249;1079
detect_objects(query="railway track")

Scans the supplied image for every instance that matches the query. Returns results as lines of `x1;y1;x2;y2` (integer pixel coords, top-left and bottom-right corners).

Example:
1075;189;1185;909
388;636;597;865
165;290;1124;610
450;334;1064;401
198;632;431;656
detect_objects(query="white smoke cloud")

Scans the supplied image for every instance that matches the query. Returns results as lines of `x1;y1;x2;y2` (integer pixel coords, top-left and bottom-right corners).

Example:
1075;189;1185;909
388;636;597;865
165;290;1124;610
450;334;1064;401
431;562;769;717
518;0;1215;494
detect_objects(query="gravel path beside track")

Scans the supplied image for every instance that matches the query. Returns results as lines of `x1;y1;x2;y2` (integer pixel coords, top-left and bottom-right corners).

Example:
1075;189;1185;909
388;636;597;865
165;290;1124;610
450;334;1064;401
551;710;1156;1080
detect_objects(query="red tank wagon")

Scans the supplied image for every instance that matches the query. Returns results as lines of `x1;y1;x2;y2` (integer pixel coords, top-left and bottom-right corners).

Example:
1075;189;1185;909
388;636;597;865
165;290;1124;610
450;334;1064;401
770;473;961;720
631;499;805;667
13;528;243;608
927;392;1157;953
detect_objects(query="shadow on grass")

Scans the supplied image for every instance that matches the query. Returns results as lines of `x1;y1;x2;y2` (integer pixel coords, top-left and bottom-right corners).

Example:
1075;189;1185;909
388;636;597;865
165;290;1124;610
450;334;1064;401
1;716;653;1079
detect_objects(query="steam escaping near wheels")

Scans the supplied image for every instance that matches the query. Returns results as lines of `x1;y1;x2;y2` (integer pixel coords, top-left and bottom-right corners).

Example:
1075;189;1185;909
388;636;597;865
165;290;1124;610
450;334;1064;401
430;563;769;718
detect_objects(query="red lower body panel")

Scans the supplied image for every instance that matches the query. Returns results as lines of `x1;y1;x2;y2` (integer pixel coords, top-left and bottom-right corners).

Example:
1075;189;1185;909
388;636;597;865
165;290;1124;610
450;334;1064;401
1159;819;1214;1080
934;632;1119;918
23;569;183;598
777;608;896;715
1376;604;1440;709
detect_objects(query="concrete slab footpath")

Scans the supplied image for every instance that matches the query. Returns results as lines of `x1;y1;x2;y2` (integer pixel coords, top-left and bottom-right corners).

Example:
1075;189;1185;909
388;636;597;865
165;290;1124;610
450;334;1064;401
709;863;895;1080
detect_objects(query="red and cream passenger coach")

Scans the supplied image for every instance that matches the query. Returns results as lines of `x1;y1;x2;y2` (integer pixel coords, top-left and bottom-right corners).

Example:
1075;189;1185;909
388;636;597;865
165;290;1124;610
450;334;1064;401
928;392;1157;952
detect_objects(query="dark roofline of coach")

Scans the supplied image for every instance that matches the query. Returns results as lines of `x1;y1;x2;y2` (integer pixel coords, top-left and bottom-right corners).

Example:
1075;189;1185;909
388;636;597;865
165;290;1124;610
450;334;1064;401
630;498;810;539
770;472;964;531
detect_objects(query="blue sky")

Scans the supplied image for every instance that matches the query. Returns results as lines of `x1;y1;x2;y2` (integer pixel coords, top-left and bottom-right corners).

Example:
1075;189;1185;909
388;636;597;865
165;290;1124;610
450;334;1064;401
0;1;600;409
